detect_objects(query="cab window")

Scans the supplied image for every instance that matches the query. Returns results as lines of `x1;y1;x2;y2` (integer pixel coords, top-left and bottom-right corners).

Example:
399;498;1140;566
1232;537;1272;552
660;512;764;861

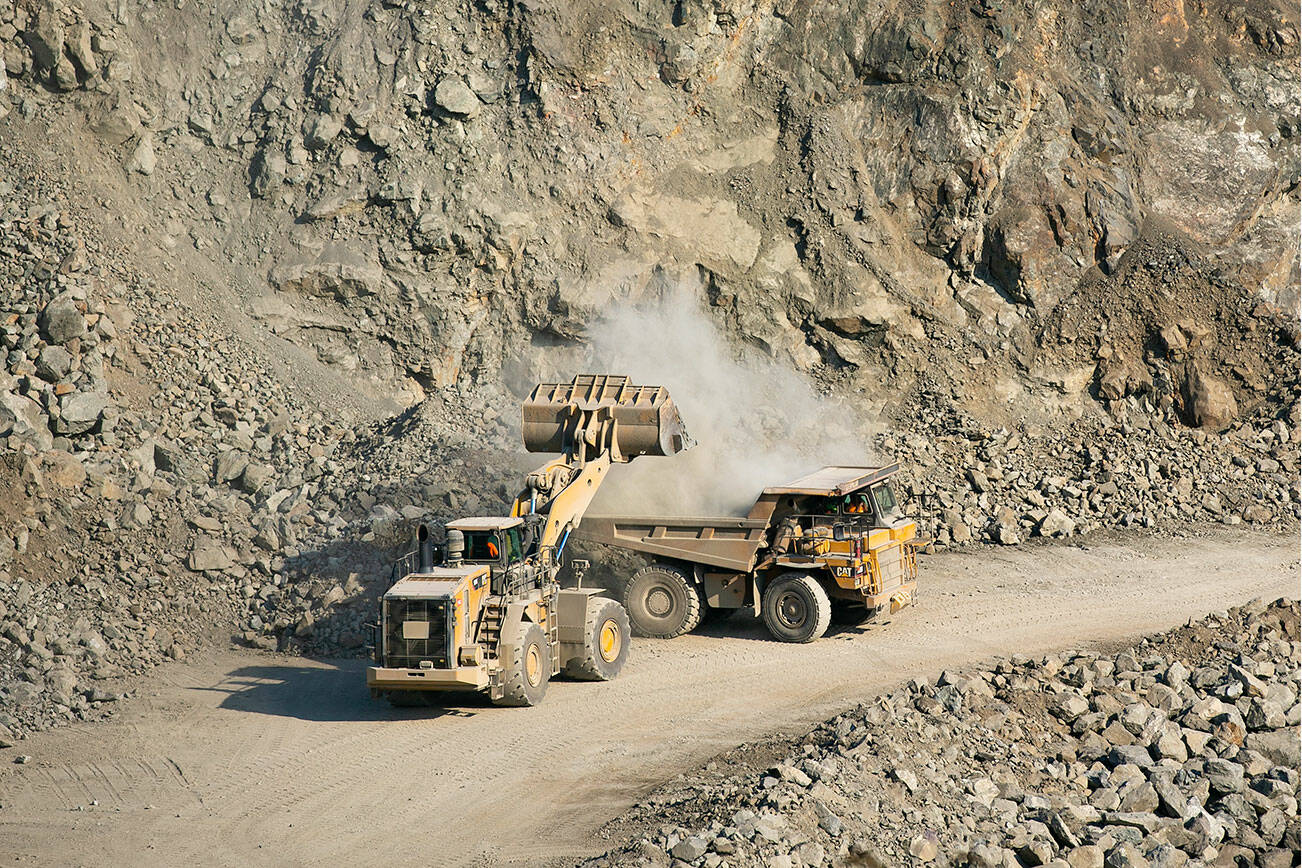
464;531;503;561
871;484;899;520
505;529;522;563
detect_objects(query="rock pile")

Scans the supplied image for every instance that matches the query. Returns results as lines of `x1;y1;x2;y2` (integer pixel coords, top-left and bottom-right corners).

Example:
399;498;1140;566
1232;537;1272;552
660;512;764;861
884;402;1300;549
583;599;1301;868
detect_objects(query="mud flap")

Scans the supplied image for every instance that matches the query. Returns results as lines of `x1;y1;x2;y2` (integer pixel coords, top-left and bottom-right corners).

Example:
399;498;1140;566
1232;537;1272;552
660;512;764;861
889;586;915;613
750;575;764;617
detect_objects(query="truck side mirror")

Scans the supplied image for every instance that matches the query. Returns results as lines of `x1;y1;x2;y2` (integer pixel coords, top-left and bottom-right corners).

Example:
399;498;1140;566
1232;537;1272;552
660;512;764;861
833;524;848;542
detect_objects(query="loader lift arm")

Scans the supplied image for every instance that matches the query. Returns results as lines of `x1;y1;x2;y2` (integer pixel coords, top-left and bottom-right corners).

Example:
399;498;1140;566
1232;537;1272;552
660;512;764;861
510;375;694;556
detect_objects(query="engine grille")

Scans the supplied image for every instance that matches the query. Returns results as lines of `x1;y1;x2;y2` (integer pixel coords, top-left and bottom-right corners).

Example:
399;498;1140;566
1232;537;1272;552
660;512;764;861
383;598;452;669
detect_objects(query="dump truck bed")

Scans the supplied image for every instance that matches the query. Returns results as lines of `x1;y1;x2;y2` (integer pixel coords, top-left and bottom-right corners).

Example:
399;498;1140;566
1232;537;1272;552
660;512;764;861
574;515;770;573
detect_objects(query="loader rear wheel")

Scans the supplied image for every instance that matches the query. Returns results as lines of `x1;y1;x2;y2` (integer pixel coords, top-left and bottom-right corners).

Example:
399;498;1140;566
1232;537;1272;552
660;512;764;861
624;563;701;639
563;597;631;681
495;621;549;707
761;572;831;643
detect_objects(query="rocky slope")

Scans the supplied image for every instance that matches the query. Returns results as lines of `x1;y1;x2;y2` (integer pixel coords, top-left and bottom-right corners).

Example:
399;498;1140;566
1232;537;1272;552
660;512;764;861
581;598;1301;868
0;0;1298;738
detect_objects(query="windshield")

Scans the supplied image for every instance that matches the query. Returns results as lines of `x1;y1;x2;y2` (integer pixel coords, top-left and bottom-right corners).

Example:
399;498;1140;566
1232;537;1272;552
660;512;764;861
463;531;502;561
871;483;899;520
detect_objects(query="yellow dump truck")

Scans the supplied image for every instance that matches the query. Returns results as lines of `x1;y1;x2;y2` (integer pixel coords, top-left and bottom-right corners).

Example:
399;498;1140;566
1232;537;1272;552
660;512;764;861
573;465;920;643
367;375;692;706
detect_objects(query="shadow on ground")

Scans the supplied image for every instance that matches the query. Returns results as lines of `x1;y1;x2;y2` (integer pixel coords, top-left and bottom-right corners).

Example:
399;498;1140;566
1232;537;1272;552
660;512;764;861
200;662;491;722
691;609;897;642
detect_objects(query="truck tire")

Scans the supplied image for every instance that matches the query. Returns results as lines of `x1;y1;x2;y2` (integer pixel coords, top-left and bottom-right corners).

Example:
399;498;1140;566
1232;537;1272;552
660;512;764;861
563;597;631;681
495;621;550;707
761;572;831;643
624;563;702;638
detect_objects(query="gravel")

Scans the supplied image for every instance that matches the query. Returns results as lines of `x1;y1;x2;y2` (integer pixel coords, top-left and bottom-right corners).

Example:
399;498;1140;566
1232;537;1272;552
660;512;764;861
582;599;1301;868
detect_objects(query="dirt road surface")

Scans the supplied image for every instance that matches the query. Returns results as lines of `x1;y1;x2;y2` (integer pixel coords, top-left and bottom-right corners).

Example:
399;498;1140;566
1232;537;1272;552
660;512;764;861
2;530;1297;867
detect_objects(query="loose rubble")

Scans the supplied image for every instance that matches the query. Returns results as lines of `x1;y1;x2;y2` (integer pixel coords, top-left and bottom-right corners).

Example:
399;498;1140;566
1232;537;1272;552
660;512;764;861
583;599;1301;868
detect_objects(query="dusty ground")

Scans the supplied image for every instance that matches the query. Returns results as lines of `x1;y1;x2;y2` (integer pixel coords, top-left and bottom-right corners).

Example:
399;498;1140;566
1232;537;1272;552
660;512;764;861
0;529;1297;867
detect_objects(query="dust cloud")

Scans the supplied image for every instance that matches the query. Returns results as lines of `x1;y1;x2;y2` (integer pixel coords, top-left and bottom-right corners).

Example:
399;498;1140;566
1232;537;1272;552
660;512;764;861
585;286;880;516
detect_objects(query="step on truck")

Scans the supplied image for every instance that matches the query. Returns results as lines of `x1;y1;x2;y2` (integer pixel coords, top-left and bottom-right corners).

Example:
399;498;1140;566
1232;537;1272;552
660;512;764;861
573;464;921;643
367;374;693;707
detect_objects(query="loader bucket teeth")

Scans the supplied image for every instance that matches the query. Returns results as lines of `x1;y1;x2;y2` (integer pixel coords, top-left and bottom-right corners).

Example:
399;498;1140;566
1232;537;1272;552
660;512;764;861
522;374;695;459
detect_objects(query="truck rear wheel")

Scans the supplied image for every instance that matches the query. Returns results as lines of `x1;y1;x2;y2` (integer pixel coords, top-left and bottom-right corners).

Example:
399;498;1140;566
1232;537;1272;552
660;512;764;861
495;621;550;707
761;572;831;643
563;597;631;681
624;563;702;638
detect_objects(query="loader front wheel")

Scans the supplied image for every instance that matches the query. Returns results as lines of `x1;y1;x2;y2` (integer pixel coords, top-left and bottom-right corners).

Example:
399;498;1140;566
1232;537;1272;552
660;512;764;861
761;572;831;643
563;597;631;681
495;621;550;707
624;563;701;638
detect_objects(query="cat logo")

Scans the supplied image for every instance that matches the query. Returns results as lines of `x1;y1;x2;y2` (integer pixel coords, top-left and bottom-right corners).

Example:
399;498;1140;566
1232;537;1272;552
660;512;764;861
834;566;850;577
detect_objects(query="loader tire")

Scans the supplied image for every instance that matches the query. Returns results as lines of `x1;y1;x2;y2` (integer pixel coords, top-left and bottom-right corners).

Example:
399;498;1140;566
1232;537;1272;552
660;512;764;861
761;572;831;643
495;621;550;707
563;597;630;681
624;563;701;638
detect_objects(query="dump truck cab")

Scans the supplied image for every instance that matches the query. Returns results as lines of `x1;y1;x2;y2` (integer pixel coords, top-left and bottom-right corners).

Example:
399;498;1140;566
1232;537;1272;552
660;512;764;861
574;464;921;644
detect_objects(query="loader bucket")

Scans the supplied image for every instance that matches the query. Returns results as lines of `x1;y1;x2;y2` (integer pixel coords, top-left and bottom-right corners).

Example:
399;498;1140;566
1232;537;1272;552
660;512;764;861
522;374;694;458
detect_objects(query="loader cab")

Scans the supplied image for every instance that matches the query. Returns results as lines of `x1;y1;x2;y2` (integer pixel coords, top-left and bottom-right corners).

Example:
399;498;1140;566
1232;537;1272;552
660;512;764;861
446;517;526;566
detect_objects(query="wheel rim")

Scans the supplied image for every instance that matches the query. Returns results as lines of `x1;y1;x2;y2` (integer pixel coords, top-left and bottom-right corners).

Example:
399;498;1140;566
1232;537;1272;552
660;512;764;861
525;644;542;687
645;585;673;617
598;618;622;662
776;590;808;629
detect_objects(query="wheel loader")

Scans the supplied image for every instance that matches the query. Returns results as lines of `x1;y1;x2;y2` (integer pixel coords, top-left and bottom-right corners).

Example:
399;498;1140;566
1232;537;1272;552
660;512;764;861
573;465;922;644
366;375;693;707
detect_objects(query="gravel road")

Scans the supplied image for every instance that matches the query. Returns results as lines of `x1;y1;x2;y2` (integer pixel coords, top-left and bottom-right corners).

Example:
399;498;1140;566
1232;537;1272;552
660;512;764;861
1;530;1296;867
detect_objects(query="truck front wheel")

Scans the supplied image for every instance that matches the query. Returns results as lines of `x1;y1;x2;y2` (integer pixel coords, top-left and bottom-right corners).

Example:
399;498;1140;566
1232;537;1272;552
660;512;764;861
761;572;831;643
624;563;702;638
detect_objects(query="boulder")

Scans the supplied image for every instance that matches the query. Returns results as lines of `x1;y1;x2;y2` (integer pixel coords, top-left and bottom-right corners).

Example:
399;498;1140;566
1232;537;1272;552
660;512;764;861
0;392;53;450
38;292;87;344
23;0;64;69
1038;508;1076;538
42;450;86;487
304;113;343;149
35;345;73;381
54;391;106;435
1181;367;1238;430
434;77;481;117
189;537;235;572
65;18;97;77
